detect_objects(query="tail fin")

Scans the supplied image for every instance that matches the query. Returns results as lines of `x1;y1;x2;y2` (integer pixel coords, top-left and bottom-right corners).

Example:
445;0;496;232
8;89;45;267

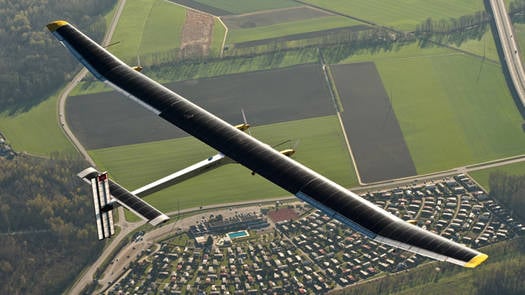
79;167;169;240
90;172;115;240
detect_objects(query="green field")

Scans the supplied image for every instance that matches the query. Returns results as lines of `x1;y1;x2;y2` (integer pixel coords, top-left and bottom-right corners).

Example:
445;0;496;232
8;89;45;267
210;17;226;56
454;27;501;62
341;44;525;174
109;0;156;61
109;0;186;63
139;0;186;56
89;115;357;217
0;94;75;156
470;161;525;190
302;0;484;31
192;0;299;14
227;15;362;44
71;48;320;96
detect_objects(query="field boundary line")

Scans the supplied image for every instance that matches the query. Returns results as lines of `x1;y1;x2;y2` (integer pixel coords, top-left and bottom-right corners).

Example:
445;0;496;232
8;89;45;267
217;16;228;57
336;111;363;185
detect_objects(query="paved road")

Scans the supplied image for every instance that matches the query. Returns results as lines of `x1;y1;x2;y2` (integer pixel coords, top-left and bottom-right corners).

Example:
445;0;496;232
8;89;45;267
63;0;128;293
490;0;525;107
57;0;127;167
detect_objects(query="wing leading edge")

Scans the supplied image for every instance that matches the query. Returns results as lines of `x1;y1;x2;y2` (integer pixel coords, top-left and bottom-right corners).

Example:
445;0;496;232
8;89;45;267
48;21;487;268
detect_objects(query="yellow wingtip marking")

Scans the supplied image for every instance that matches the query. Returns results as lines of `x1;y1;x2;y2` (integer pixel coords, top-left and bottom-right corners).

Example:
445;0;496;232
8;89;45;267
464;253;488;268
47;20;69;32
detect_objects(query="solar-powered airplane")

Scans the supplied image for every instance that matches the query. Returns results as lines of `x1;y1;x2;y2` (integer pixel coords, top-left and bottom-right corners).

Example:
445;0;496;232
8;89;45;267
47;21;488;268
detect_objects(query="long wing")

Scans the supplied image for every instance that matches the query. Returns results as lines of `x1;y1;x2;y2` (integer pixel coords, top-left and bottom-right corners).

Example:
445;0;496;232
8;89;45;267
48;20;487;268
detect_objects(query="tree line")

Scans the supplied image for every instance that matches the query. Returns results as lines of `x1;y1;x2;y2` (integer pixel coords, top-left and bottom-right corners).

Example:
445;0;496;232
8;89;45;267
487;171;525;223
0;0;115;113
0;154;103;294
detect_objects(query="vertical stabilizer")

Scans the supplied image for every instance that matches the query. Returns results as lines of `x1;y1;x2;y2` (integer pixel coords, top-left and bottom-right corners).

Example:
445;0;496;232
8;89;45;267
90;172;115;240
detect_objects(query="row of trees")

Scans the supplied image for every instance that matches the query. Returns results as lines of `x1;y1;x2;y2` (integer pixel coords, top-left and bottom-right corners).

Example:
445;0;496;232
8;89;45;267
0;0;115;112
0;154;103;294
415;11;490;47
488;171;525;223
510;0;525;23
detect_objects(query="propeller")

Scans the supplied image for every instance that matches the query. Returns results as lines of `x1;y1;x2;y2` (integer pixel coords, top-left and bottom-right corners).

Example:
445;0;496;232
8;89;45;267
235;108;251;134
133;55;143;72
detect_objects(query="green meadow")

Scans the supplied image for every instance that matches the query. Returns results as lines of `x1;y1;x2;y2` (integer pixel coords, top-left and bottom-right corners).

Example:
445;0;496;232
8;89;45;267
302;0;484;31
109;0;186;63
453;28;501;62
139;0;186;56
89;115;357;216
470;161;525;190
0;94;75;156
227;16;362;44
210;17;227;56
342;45;525;174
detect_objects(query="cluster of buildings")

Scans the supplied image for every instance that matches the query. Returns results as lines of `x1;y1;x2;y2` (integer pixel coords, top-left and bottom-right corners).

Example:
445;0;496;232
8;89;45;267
189;213;269;238
107;174;523;294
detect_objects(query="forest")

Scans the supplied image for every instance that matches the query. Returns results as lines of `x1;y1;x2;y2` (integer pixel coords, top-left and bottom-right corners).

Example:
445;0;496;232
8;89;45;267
488;171;525;223
0;0;115;112
0;154;103;294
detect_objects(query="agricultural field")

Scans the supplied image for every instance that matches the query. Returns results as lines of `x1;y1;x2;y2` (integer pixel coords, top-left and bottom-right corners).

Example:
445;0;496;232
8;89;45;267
108;0;205;64
341;46;525;174
90;115;357;216
302;0;485;31
0;94;75;156
107;0;157;61
221;6;331;29
138;0;186;56
226;15;362;44
67;64;334;149
452;27;501;62
470;161;525;189
331;62;416;183
169;0;299;15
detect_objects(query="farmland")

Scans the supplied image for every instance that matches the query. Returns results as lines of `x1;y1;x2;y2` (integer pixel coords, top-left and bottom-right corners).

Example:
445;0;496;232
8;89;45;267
226;15;362;44
301;0;484;31
90;115;357;214
331;62;416;183
169;0;299;15
107;0;157;62
67;64;334;149
138;0;186;56
470;161;525;189
361;48;525;173
0;94;75;156
222;6;331;30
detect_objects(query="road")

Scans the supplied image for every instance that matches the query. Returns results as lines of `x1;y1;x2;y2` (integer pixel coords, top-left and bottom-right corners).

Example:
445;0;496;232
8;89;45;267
489;0;525;107
57;0;127;167
62;0;128;294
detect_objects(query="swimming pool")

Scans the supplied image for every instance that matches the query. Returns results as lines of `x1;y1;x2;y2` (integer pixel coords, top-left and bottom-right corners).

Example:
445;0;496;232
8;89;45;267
227;230;249;239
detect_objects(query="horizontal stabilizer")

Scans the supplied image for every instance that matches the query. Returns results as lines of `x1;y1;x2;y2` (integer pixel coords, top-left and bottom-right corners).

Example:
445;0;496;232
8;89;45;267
79;168;169;231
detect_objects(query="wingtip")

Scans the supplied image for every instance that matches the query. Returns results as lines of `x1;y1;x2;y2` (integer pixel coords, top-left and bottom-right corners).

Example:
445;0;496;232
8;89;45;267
47;20;69;32
464;253;488;268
